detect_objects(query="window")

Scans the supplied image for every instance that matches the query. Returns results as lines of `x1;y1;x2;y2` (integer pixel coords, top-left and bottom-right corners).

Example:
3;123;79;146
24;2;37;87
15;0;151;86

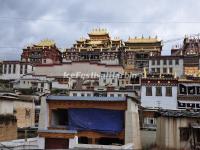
163;68;167;73
152;60;155;65
43;59;46;63
24;65;27;74
166;87;172;96
169;67;173;73
41;83;44;88
157;68;160;73
112;79;115;83
110;94;114;97
175;59;179;65
103;79;106;83
8;64;11;74
13;64;16;74
87;93;91;97
4;64;7;74
169;60;172;65
81;93;84;97
73;93;77;96
163;60;167;65
118;94;122;97
146;87;152;96
151;68;155;73
20;65;23;74
156;87;162;96
157;60;160;65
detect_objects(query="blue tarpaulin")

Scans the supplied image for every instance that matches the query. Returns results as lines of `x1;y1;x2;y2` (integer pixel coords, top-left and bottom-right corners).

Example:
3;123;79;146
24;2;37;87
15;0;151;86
68;108;124;134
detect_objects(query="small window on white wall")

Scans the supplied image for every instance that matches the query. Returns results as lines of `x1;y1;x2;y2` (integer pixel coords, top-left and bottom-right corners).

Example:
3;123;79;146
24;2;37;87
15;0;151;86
156;87;162;96
166;87;172;97
146;87;152;96
73;93;77;96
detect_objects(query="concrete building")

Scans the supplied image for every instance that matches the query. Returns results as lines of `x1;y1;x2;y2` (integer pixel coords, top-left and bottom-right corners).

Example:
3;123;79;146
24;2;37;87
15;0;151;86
140;74;178;129
38;95;141;149
13;74;53;94
0;61;33;80
141;75;178;109
148;56;184;77
156;110;200;150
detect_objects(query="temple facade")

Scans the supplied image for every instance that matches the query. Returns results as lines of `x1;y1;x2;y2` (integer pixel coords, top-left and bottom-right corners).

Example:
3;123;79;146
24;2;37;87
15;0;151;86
62;28;122;65
21;39;62;65
171;36;200;76
62;28;162;69
121;36;162;72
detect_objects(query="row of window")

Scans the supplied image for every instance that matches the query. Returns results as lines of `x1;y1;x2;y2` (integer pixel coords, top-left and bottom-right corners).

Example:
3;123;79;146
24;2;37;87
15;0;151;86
3;64;28;74
151;59;179;66
146;86;173;96
151;67;173;73
178;102;200;109
72;93;128;97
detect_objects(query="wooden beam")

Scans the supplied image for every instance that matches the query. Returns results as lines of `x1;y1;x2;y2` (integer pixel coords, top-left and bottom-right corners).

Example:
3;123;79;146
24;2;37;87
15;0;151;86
48;101;127;110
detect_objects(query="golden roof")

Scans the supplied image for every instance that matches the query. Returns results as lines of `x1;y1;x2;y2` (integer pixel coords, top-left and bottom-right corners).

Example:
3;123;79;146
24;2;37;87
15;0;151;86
36;39;56;47
87;40;103;45
88;28;108;35
127;36;160;43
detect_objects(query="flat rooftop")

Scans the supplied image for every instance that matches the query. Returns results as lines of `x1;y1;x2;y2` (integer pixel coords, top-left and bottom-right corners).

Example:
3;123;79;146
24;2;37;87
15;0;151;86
47;95;126;102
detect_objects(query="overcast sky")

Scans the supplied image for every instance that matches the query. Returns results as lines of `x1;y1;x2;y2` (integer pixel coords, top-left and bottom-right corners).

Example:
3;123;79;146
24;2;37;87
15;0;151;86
1;0;200;60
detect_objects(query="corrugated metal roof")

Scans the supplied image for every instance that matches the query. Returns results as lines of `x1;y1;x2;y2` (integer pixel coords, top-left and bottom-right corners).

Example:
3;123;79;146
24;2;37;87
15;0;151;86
47;95;126;102
38;129;77;134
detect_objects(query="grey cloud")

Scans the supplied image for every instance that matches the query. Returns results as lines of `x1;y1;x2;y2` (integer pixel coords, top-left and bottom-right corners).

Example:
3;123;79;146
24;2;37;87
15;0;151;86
1;0;200;59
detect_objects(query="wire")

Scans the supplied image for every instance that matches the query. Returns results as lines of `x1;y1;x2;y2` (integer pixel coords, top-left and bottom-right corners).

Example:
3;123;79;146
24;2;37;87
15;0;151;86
1;16;200;24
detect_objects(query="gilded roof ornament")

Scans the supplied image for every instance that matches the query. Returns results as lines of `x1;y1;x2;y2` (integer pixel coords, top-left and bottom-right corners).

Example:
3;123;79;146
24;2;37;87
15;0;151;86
36;39;55;47
127;36;160;43
89;28;109;35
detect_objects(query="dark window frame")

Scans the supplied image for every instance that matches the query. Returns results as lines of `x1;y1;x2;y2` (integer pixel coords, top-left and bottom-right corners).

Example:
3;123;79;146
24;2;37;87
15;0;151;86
156;86;162;96
146;86;152;96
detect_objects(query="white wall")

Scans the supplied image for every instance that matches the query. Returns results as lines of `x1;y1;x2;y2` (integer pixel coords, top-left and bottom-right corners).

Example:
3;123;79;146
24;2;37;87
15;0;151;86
52;81;70;89
100;58;119;65
149;59;184;77
141;86;177;109
69;90;135;97
0;100;14;114
0;63;33;80
34;62;124;77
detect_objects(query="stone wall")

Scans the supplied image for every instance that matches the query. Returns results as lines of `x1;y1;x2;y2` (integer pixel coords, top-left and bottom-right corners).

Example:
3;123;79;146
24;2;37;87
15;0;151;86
0;115;17;141
14;101;35;128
